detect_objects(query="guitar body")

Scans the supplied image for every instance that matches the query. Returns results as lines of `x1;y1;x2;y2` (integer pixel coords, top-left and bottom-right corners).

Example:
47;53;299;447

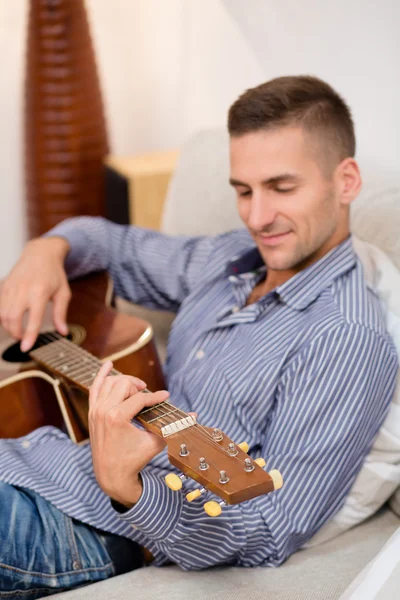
0;272;166;443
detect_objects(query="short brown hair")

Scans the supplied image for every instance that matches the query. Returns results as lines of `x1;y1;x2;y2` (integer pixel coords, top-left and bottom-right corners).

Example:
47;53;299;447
228;75;355;172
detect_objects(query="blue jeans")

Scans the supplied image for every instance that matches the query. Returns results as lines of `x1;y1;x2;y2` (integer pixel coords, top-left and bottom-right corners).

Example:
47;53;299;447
0;482;143;599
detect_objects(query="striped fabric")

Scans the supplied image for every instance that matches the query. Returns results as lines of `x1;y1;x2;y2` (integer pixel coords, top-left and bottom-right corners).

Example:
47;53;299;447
0;217;398;570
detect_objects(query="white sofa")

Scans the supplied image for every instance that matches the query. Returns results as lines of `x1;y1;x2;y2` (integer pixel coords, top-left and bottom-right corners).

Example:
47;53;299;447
56;130;400;600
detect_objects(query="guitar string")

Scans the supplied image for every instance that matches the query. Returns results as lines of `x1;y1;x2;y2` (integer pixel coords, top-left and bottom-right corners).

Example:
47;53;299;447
33;337;263;491
36;333;127;384
36;332;105;376
34;332;252;468
34;332;253;466
32;332;254;466
32;336;264;489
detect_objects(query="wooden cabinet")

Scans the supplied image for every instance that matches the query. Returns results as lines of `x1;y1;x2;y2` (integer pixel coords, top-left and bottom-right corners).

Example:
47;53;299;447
105;150;179;230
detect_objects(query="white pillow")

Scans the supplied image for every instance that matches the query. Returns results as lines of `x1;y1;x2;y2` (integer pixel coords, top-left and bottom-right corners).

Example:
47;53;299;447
309;237;400;545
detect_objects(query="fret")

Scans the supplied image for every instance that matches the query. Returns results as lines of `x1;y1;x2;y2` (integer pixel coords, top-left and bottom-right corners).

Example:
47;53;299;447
48;354;85;371
136;401;191;430
30;339;185;426
78;374;98;387
139;401;173;415
30;339;101;389
32;342;74;365
67;361;101;380
146;406;181;424
55;345;102;371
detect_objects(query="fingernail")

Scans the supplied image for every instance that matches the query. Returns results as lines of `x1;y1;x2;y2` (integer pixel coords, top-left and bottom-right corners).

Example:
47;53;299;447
20;340;30;353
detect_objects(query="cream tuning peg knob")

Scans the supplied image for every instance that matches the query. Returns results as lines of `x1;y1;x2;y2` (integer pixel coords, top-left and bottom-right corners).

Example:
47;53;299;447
186;488;204;502
204;500;223;517
269;469;283;490
165;473;183;491
238;442;249;453
254;457;266;468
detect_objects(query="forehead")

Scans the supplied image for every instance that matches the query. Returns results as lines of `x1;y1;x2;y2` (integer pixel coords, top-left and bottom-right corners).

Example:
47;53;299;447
229;127;319;182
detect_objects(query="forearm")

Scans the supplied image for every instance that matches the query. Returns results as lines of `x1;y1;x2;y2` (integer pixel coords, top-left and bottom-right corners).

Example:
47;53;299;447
111;467;279;570
44;216;213;310
44;217;113;280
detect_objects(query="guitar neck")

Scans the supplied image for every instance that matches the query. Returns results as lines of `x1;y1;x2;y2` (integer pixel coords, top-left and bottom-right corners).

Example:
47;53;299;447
29;336;191;437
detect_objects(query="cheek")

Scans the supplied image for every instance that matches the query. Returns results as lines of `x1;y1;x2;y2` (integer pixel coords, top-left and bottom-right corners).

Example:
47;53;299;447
237;199;249;222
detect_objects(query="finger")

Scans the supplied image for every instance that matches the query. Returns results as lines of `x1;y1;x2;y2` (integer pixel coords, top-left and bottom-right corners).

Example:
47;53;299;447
89;360;114;408
95;375;148;417
118;375;147;391
20;299;48;352
111;389;170;423
52;285;71;336
3;305;27;340
91;370;147;413
0;287;27;340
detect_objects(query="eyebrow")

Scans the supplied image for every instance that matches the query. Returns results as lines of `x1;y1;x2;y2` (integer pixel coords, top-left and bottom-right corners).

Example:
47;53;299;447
229;174;301;187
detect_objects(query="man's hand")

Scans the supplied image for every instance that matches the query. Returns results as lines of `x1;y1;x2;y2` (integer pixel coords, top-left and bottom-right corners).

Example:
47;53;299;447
0;236;71;352
89;361;170;509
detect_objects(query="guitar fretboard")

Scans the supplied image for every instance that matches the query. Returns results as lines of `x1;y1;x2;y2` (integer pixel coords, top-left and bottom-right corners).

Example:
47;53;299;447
29;334;189;431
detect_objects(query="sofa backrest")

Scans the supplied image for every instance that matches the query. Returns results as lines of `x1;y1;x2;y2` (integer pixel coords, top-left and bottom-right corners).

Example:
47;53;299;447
162;129;400;269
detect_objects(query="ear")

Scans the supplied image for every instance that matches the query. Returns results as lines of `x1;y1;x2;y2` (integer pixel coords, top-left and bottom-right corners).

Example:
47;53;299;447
336;158;362;206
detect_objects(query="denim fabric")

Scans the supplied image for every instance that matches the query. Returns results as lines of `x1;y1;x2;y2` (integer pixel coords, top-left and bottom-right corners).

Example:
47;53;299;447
0;482;117;599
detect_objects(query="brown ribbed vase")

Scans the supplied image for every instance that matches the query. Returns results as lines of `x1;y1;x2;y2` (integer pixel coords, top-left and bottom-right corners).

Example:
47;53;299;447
25;0;109;238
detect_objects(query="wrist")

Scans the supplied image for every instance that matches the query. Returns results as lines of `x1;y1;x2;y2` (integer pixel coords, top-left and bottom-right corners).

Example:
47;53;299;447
26;236;71;262
110;473;143;510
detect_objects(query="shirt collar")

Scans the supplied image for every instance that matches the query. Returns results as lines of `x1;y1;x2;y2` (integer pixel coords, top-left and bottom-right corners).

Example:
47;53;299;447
227;235;357;310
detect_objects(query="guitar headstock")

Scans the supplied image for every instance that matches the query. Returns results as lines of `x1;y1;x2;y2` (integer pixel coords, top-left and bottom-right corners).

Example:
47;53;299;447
135;398;283;512
164;423;280;505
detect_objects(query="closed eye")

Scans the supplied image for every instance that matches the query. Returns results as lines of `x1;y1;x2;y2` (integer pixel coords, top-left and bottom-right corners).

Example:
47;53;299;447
275;187;296;194
238;190;252;197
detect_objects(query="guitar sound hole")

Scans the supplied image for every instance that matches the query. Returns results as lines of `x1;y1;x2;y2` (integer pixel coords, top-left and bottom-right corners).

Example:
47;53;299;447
2;332;73;364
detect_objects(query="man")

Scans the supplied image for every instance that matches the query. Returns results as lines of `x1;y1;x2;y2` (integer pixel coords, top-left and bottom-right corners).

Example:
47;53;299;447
0;75;398;597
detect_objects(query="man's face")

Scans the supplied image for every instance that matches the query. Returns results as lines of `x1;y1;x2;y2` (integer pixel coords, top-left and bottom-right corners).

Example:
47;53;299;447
230;127;345;272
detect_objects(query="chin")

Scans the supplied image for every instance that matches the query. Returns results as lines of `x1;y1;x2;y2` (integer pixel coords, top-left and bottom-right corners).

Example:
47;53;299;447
258;251;293;271
257;242;301;271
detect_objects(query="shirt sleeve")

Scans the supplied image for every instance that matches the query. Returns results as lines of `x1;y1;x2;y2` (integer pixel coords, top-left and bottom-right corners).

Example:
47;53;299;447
44;216;214;311
110;323;398;570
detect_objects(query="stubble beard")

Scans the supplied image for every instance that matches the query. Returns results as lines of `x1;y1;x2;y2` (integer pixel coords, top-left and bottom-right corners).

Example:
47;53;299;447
261;190;338;272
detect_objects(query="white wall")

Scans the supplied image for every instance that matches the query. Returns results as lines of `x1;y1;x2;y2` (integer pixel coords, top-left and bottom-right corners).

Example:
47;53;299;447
0;0;399;277
0;2;27;278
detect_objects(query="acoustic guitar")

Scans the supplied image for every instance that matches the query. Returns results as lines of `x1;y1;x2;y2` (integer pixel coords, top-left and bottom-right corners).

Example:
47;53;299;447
0;272;283;516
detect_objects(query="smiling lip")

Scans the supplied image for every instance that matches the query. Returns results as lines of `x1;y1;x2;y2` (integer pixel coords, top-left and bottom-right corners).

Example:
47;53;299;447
259;232;291;246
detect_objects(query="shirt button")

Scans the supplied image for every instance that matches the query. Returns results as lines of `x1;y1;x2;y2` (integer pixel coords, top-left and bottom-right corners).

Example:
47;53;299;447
231;305;240;313
196;350;205;359
21;440;30;449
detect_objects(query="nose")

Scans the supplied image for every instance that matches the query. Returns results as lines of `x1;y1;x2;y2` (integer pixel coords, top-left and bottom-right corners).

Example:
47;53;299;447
247;191;278;231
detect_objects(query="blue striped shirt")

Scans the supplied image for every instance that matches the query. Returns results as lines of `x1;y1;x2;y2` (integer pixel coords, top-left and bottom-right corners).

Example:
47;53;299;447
0;217;398;570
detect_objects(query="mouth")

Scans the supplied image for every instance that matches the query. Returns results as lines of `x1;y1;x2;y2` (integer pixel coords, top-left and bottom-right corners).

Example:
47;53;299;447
258;232;291;247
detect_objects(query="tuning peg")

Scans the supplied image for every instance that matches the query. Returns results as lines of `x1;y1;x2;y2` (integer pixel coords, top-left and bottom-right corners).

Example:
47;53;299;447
254;457;266;468
212;428;223;442
186;487;206;502
238;442;249;453
269;469;283;490
204;500;226;517
165;473;184;491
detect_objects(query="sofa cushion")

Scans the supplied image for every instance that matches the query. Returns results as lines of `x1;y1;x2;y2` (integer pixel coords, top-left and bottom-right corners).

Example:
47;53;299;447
53;508;399;600
339;524;400;599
